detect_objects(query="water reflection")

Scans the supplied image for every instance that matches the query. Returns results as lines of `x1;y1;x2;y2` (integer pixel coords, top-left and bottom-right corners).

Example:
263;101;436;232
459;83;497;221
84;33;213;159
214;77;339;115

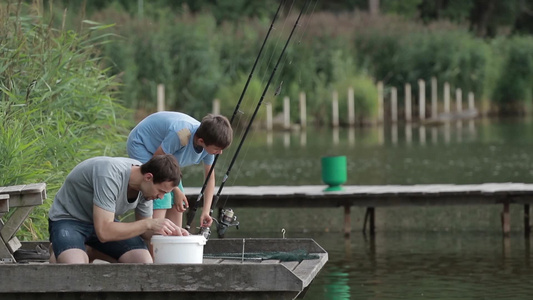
301;130;307;146
189;118;533;188
419;125;426;146
262;120;478;148
195;119;533;300
284;132;290;148
300;231;533;300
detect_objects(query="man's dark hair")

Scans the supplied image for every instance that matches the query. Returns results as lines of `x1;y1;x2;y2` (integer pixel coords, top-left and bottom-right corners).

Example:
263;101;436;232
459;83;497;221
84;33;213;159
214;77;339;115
140;154;181;186
195;114;233;148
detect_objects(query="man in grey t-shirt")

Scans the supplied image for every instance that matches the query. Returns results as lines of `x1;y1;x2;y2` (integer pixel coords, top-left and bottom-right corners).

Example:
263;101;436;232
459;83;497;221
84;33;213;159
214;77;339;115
48;154;188;264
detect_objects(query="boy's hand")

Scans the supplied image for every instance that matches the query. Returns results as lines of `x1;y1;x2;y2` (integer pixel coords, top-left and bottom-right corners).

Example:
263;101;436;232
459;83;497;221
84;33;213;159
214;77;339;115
173;190;188;212
200;213;213;227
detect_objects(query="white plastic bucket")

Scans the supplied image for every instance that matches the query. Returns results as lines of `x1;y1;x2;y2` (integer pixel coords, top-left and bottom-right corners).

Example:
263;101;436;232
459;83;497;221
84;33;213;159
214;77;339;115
151;235;207;264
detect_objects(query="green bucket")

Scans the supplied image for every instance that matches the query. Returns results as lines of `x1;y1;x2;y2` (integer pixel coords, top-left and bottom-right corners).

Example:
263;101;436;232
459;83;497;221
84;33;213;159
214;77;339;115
321;155;347;192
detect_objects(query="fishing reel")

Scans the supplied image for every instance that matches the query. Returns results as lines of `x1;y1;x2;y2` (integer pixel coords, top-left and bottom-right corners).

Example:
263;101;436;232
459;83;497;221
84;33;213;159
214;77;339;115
214;208;240;237
197;208;239;239
198;226;211;240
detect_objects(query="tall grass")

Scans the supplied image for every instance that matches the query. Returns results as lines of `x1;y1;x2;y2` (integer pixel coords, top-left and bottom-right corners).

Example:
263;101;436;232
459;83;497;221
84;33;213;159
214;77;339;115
0;2;133;240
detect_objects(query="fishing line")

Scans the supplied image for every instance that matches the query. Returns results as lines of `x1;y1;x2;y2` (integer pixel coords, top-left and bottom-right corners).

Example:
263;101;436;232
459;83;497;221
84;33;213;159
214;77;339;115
201;0;297;202
213;0;312;217
222;0;298;191
226;0;318;191
185;0;286;231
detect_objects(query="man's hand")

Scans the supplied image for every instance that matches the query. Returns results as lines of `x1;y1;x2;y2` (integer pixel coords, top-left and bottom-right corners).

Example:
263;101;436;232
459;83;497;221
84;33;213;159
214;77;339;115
148;218;188;236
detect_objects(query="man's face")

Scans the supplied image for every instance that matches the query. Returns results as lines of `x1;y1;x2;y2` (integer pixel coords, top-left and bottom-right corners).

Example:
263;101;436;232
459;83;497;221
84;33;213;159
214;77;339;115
141;177;175;201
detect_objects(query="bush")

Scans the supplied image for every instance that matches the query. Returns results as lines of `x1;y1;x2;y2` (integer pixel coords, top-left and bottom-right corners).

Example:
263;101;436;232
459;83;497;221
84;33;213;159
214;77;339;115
0;3;132;240
491;36;533;114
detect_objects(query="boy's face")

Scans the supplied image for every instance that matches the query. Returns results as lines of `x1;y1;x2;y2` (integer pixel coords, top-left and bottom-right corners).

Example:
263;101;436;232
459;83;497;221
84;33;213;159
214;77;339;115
204;144;224;155
197;138;225;155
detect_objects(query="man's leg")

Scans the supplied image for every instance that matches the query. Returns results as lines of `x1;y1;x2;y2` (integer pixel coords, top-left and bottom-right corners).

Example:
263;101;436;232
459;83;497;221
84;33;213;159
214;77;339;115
56;248;90;263
118;248;153;263
49;219;92;264
88;234;152;263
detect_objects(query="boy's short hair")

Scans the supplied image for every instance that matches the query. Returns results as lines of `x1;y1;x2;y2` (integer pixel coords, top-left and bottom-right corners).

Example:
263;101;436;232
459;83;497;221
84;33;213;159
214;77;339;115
140;154;181;186
196;114;233;148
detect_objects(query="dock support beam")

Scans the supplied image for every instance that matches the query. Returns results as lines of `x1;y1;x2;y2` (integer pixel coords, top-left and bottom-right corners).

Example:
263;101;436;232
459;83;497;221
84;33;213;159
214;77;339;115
502;203;510;236
343;205;351;237
525;204;531;237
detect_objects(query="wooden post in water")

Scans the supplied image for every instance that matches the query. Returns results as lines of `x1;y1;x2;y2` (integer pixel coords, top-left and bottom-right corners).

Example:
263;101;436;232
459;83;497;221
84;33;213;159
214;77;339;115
524;205;531;237
332;91;339;128
502;203;511;237
405;83;412;122
377;81;384;124
299;92;307;129
265;102;273;131
391;87;398;123
212;98;220;115
418;79;426;121
444;82;451;114
157;84;165;111
283;96;290;130
348;87;355;126
431;77;438;119
344;205;351;237
456;88;462;113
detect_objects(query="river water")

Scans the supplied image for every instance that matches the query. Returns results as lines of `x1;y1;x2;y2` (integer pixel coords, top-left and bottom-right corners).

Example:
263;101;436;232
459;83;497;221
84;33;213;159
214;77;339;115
183;117;533;299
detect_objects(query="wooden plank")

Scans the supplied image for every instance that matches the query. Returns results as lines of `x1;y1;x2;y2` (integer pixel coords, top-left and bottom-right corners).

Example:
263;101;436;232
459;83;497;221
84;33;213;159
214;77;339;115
0;219;15;262
291;253;329;288
204;238;327;254
0;194;8;213
202;258;222;264
7;193;44;207
0;291;299;300
1;206;33;243
186;184;533;208
281;261;299;271
0;183;46;207
0;241;14;262
0;263;303;293
0;183;46;195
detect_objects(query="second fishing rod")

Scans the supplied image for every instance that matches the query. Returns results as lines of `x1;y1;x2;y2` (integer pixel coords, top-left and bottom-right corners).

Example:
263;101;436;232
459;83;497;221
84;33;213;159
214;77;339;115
184;0;286;234
192;0;311;238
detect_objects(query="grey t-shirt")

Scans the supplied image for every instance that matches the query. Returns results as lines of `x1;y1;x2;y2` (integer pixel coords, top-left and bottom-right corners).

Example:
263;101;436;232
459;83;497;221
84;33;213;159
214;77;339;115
49;156;153;223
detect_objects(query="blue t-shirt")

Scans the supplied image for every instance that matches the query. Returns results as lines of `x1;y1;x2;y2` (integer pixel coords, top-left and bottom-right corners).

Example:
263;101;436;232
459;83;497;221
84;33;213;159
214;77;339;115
127;111;214;167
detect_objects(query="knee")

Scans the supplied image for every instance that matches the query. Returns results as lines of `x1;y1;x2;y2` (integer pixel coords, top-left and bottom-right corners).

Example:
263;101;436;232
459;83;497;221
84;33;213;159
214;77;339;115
119;249;153;263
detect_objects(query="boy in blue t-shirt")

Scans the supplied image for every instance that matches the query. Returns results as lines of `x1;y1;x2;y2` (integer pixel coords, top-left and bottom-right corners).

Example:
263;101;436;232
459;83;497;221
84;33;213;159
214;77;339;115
127;111;233;229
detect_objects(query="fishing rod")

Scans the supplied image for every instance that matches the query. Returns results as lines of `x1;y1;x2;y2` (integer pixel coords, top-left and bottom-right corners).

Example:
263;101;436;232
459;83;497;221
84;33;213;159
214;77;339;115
206;0;311;238
185;0;285;233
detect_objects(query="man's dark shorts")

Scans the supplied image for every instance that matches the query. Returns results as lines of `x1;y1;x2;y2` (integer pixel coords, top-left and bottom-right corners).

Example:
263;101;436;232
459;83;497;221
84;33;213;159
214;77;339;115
48;218;148;260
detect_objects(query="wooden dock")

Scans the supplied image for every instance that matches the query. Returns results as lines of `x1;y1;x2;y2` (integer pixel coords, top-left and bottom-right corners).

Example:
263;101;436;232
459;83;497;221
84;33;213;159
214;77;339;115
1;238;327;300
185;183;533;236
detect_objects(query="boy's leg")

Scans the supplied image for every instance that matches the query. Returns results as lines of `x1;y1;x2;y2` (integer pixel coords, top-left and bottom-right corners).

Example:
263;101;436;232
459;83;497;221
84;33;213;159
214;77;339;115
165;181;185;227
166;209;183;227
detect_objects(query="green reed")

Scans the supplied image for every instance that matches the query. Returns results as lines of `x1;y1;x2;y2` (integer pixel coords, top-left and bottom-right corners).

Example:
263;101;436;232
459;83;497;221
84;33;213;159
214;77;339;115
0;1;133;240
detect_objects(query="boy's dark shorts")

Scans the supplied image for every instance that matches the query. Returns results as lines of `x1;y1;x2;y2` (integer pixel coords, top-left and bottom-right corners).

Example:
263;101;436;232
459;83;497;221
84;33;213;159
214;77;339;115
48;218;148;260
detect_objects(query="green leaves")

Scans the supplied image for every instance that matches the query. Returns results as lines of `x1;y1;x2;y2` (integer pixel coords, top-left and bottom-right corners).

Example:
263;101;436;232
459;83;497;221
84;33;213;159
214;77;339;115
0;3;133;240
